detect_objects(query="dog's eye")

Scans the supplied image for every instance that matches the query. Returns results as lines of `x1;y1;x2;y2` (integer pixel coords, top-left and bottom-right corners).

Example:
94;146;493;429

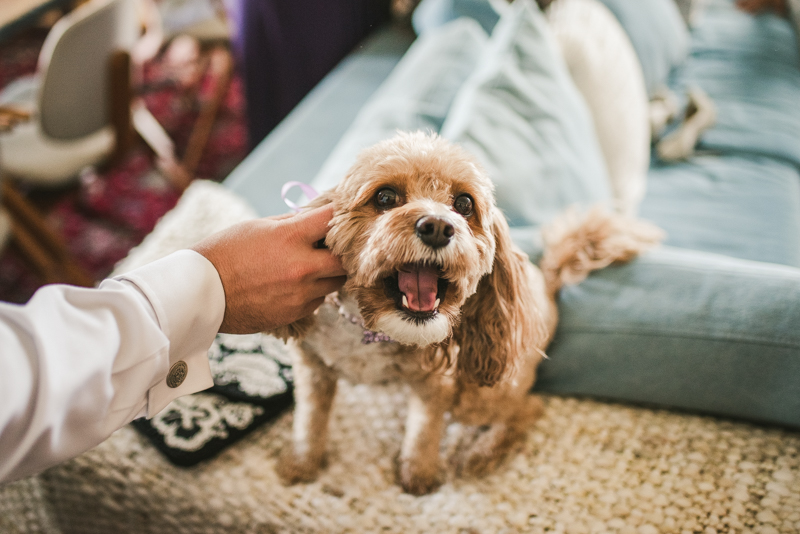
376;187;398;209
453;194;474;217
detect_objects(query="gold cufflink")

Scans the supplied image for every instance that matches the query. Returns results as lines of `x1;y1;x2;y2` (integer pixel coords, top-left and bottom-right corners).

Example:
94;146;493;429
166;361;188;388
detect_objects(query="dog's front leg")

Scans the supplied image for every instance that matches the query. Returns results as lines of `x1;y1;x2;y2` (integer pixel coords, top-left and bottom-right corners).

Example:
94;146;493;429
277;343;337;484
398;375;454;495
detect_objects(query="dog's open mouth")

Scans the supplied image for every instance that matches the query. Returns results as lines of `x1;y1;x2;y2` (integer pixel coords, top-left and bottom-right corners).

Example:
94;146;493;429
383;262;449;321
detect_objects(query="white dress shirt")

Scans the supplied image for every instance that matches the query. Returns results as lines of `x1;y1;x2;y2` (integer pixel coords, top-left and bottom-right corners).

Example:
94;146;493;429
0;250;225;483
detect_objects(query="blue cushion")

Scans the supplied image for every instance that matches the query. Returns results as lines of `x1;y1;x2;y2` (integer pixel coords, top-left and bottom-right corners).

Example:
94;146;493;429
671;2;800;168
413;0;690;98
536;246;800;428
441;0;612;229
412;0;505;36
641;155;800;268
310;17;488;193
598;0;689;95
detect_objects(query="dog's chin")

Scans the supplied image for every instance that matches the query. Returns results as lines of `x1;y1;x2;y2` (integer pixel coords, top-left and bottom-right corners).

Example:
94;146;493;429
375;311;451;347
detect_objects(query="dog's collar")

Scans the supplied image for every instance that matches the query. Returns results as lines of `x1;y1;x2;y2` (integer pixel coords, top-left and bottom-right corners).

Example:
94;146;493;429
325;293;396;345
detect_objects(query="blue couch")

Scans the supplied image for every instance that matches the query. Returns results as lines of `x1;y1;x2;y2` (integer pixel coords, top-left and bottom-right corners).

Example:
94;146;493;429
224;0;800;428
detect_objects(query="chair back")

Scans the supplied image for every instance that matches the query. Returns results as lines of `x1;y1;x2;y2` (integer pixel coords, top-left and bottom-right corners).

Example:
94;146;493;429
37;0;139;140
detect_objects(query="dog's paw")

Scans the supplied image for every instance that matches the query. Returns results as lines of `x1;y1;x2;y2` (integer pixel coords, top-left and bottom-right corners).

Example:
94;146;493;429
276;451;325;485
451;424;524;478
452;445;505;478
397;457;444;496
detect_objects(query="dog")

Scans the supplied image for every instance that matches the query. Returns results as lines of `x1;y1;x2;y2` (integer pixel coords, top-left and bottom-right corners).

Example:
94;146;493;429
273;131;661;495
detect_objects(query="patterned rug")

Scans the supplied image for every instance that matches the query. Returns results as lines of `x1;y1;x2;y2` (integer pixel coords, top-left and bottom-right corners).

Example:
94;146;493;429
0;30;248;303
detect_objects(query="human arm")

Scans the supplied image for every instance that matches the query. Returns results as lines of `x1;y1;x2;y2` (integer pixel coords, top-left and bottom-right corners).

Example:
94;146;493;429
0;250;223;483
0;205;345;483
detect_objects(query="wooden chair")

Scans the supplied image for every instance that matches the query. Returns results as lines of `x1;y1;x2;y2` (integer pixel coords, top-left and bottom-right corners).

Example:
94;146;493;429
0;0;140;188
0;0;235;194
0;103;93;287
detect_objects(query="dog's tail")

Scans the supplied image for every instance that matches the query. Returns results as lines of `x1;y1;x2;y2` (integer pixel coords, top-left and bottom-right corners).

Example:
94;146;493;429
539;206;664;297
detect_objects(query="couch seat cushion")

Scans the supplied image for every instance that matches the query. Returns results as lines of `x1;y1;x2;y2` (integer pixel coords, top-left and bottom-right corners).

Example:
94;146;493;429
641;154;800;268
673;0;800;167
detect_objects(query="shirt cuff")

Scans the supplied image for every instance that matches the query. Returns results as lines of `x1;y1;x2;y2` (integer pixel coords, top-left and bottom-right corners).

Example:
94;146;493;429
115;250;225;417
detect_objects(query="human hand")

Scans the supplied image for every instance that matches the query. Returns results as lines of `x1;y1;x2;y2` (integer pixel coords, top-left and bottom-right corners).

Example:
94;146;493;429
191;204;347;334
736;0;788;16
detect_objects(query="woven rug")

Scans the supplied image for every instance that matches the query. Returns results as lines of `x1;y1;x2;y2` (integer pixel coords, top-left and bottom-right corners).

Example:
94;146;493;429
1;181;799;534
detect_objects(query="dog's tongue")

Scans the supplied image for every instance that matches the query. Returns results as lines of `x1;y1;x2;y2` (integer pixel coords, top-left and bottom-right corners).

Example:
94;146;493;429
398;265;439;312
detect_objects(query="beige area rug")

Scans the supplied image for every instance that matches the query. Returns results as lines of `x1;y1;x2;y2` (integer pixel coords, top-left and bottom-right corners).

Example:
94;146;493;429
1;181;799;534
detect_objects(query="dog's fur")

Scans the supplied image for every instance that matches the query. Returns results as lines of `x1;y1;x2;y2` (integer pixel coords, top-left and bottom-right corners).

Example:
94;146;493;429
273;131;661;495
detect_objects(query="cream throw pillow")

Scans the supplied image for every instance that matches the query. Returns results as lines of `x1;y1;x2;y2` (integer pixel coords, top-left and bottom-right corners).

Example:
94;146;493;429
545;0;650;216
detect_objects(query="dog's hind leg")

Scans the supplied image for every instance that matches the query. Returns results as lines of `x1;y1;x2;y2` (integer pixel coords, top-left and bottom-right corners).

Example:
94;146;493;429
277;343;337;485
452;394;543;478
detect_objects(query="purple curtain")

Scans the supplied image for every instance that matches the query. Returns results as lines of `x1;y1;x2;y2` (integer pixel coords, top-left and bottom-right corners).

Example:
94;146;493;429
227;0;392;149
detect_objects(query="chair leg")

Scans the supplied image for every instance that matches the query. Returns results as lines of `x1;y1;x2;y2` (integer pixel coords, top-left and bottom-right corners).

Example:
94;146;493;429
131;99;193;191
108;50;135;163
181;46;234;177
1;180;94;288
9;217;63;286
129;42;234;192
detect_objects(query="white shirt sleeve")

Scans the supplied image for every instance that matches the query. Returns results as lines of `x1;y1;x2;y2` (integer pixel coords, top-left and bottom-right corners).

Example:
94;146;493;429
0;249;225;483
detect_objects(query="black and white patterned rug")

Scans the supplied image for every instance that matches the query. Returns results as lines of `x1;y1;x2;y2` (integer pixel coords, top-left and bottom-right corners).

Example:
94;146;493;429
132;333;295;466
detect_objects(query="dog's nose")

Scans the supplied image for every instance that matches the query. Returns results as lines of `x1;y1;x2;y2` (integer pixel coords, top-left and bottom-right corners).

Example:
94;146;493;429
415;216;454;249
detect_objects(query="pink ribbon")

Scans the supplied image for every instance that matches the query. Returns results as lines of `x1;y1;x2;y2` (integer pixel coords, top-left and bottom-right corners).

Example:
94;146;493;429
281;181;319;212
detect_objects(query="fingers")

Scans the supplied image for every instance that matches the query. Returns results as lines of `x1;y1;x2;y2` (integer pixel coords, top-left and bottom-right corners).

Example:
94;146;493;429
299;276;346;317
292;204;336;243
302;296;327;317
308;247;347;278
314;275;347;298
267;212;296;221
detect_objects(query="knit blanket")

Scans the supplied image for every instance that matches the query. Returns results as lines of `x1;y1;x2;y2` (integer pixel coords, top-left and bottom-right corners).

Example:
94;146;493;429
1;181;798;534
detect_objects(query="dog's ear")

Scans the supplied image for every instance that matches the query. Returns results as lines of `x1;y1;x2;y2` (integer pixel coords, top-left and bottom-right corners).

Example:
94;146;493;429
265;188;339;341
451;209;543;387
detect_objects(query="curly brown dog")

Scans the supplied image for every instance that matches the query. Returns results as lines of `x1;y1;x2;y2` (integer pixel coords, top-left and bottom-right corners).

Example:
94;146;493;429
273;131;661;495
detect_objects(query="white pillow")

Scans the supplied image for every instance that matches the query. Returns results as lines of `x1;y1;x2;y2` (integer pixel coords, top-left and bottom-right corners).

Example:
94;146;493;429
546;0;651;216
